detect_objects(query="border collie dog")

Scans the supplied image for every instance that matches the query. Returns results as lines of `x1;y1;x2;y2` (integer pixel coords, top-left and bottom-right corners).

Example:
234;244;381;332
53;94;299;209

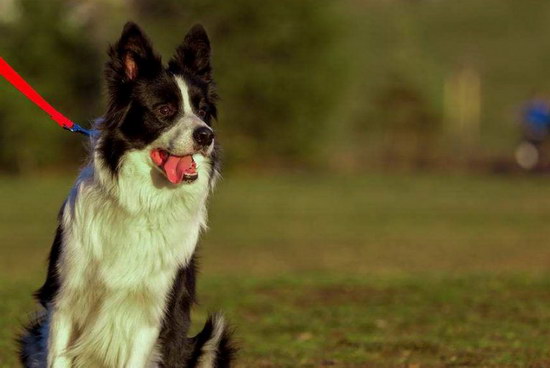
18;22;234;368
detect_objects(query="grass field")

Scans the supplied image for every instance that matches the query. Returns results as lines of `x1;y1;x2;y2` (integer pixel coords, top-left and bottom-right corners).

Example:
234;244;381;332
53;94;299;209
1;172;550;367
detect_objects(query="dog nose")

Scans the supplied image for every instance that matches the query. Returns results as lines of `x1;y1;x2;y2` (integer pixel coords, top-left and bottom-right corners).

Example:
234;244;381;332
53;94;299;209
193;127;214;147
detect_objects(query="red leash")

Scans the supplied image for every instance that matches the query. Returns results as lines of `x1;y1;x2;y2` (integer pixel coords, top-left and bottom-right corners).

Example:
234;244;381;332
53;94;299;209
0;57;91;136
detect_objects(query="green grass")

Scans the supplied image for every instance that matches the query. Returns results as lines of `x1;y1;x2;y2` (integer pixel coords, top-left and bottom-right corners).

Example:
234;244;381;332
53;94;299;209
1;172;550;367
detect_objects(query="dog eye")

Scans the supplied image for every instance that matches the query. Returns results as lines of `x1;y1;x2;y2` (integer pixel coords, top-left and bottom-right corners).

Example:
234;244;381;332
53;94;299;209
157;104;176;118
198;108;207;118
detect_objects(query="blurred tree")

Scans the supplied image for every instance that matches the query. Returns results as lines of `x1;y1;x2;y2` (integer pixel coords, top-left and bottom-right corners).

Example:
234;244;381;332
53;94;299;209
6;0;546;174
375;77;442;169
0;0;100;174
0;0;348;173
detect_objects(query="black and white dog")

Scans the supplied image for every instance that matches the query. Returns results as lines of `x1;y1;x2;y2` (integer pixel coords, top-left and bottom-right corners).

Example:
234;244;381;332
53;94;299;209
18;22;234;368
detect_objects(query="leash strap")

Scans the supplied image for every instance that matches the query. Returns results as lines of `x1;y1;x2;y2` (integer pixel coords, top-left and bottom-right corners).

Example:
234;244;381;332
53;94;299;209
0;57;91;136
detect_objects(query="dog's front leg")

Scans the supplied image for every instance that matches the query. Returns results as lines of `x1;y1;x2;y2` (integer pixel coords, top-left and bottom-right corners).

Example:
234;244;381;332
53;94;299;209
125;325;160;368
47;306;73;368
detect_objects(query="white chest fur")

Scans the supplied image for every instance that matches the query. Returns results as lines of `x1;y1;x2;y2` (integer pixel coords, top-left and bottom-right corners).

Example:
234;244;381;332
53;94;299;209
49;150;214;367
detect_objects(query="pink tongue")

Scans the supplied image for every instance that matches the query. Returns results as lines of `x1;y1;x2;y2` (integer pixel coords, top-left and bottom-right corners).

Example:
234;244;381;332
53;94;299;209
163;155;194;184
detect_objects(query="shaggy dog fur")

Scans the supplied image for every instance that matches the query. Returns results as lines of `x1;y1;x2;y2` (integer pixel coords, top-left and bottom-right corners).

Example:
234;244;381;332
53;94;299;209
18;22;235;368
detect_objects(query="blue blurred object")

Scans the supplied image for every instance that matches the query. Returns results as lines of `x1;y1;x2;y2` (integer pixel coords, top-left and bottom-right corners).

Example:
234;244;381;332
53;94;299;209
523;99;550;141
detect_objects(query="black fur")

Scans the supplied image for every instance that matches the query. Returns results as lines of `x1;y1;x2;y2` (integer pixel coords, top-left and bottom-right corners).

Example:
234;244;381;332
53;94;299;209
100;22;218;175
185;315;236;368
159;259;236;368
18;313;47;368
158;257;197;366
168;24;219;126
34;225;62;308
213;328;237;368
169;24;213;83
18;21;233;367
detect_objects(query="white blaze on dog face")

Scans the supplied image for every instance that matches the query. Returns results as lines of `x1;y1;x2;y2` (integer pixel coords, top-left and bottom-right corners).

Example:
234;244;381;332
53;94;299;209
147;76;214;185
152;76;212;156
98;22;217;185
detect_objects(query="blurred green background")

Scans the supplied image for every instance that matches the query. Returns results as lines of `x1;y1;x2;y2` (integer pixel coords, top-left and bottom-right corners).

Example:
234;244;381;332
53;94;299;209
4;0;550;173
2;0;550;367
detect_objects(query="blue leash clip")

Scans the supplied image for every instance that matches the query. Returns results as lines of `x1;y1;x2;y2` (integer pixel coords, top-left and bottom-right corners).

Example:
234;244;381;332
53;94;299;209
65;123;94;137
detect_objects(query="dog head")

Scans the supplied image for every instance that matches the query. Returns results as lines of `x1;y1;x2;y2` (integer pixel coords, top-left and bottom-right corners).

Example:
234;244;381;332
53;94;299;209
98;22;218;185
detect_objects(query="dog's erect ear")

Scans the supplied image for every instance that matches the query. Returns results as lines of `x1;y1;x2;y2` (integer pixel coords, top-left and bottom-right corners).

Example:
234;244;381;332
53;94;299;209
169;24;212;81
107;22;161;85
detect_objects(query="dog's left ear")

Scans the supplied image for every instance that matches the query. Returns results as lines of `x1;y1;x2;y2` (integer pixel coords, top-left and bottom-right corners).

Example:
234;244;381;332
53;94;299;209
169;24;212;81
106;22;162;86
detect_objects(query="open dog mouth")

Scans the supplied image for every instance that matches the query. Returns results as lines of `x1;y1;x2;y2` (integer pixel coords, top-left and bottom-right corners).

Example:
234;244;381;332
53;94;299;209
150;149;198;184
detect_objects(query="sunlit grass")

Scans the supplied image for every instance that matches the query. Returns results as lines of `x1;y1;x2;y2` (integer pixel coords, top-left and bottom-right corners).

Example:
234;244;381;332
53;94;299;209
1;172;550;366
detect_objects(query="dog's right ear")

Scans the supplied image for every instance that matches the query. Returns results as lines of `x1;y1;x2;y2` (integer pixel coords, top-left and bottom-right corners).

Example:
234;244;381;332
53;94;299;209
169;24;212;82
106;22;162;88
